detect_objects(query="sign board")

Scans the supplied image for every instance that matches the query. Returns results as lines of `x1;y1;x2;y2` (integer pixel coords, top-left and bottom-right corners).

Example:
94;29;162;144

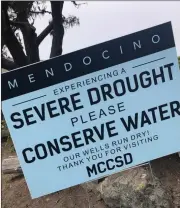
2;22;180;198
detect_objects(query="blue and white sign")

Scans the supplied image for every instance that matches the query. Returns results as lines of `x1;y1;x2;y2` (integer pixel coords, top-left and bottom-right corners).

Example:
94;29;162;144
2;22;180;198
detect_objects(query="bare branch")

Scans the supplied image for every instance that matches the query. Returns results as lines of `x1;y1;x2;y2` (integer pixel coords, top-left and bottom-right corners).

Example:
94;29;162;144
29;10;52;15
10;20;27;26
37;22;53;45
72;1;87;8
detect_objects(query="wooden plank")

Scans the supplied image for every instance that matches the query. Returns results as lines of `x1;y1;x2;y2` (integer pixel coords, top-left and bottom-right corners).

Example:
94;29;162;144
2;156;22;174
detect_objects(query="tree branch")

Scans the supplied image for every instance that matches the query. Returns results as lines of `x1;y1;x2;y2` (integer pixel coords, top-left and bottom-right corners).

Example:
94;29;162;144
30;10;52;15
10;20;28;26
72;1;87;8
50;2;64;58
37;22;53;46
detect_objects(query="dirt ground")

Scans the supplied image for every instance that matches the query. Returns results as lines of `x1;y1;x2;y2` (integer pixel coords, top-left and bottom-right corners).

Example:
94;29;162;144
1;139;106;208
151;153;180;207
1;137;180;208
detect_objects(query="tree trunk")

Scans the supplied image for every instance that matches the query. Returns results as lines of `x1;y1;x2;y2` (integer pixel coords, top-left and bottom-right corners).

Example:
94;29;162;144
2;3;28;67
50;2;64;58
17;12;40;64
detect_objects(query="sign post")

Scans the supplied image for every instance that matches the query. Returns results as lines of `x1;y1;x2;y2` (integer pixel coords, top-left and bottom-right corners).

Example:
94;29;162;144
2;22;180;198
